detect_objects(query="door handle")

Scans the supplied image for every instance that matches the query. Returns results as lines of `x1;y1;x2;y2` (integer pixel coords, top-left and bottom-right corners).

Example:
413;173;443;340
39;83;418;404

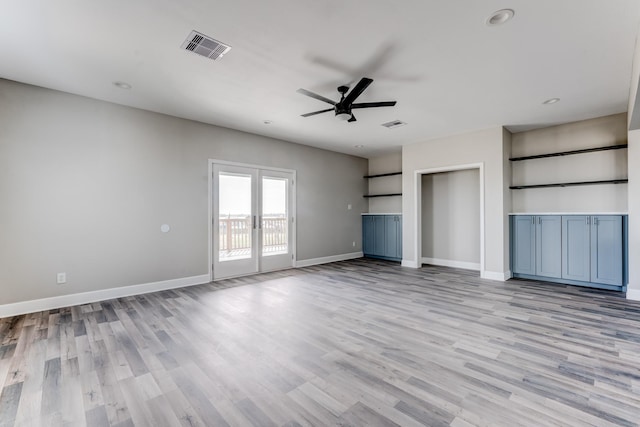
253;216;256;229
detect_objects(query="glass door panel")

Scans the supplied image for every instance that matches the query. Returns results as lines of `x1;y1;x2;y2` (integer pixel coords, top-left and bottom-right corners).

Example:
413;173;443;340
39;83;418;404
212;163;294;279
219;173;252;261
213;164;258;279
259;170;293;273
261;177;288;256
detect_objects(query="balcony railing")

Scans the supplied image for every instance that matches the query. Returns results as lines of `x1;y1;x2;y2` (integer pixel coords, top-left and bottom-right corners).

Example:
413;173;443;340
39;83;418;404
219;215;288;259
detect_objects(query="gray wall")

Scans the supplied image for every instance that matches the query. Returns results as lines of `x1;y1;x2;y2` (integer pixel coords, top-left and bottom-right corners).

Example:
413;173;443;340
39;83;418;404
421;169;480;266
367;152;402;213
0;79;367;305
627;28;640;301
403;126;511;278
511;113;628;213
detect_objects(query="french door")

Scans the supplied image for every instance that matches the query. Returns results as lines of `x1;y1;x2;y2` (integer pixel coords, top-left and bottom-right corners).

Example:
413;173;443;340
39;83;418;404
212;163;294;280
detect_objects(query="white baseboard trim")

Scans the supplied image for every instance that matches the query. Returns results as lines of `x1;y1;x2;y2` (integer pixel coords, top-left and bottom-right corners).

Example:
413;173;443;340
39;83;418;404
0;274;210;318
401;260;420;268
626;289;640;301
481;270;511;281
295;252;363;268
421;257;480;271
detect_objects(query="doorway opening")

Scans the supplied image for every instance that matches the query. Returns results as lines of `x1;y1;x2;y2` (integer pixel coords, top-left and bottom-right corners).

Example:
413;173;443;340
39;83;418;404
414;163;485;275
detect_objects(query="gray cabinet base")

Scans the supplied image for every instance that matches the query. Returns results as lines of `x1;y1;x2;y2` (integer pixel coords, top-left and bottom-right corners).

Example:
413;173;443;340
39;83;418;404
364;254;402;262
512;273;624;292
363;214;402;262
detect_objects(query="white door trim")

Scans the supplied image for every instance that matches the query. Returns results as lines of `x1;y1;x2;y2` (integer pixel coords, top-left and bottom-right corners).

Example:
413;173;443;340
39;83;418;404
413;163;485;277
208;159;296;281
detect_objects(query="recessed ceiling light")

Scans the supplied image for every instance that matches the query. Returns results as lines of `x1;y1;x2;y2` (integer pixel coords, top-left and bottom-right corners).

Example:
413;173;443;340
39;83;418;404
543;98;560;105
354;145;364;148
113;81;132;90
263;120;272;125
486;9;514;26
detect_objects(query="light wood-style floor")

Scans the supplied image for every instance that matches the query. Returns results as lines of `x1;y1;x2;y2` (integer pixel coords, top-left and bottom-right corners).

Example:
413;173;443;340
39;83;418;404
1;258;640;427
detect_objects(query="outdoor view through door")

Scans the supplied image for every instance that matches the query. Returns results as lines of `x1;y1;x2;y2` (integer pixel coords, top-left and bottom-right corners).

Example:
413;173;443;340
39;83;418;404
261;177;289;257
213;163;294;279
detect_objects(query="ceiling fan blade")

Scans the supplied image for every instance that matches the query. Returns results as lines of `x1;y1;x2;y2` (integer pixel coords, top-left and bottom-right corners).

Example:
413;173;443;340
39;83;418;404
348;114;357;122
351;101;397;109
296;88;336;105
343;77;373;106
301;108;334;117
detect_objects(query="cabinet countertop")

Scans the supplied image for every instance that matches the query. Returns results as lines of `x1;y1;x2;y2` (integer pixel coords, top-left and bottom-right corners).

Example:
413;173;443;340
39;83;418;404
509;212;628;216
362;213;402;216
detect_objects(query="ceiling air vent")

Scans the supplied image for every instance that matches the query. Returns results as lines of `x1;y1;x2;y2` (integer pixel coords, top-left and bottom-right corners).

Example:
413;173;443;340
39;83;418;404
381;120;407;129
181;30;231;61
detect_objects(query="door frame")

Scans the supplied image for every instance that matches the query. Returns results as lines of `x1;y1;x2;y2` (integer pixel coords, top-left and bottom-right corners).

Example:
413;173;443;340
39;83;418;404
208;159;297;281
413;163;485;276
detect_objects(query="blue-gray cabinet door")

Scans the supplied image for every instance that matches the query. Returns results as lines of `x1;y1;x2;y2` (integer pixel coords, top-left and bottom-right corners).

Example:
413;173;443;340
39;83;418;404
535;215;562;278
590;215;623;286
396;215;403;259
384;215;402;259
512;216;536;275
373;215;386;256
562;216;590;282
362;216;375;255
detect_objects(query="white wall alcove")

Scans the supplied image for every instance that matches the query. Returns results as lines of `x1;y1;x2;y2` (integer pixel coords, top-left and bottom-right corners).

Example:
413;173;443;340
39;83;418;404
413;163;486;276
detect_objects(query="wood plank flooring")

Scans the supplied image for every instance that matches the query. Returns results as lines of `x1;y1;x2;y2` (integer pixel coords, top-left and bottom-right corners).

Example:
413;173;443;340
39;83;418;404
2;258;640;426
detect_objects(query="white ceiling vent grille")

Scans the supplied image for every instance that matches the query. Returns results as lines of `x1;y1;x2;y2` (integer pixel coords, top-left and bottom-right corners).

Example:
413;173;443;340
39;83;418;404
381;120;407;129
181;30;231;61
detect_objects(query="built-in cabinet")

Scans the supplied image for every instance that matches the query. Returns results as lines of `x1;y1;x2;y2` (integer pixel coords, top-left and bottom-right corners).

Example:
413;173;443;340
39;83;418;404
362;214;402;261
564;215;624;286
512;215;562;278
511;214;626;291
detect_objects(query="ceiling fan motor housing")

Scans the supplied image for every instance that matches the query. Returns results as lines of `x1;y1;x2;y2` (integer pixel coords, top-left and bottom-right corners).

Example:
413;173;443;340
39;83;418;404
297;77;396;122
335;104;350;115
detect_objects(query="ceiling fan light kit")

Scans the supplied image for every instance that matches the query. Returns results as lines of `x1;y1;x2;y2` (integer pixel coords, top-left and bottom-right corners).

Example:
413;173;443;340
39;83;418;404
297;77;397;123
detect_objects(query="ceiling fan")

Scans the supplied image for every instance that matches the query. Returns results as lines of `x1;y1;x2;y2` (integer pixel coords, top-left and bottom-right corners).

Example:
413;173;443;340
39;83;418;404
297;77;396;122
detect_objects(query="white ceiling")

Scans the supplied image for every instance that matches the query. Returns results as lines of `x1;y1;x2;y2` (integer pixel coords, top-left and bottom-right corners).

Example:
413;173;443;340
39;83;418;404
1;0;639;158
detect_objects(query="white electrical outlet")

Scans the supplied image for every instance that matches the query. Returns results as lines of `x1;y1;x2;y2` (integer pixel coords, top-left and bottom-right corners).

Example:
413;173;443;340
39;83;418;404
347;204;352;210
57;272;66;284
352;241;356;247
